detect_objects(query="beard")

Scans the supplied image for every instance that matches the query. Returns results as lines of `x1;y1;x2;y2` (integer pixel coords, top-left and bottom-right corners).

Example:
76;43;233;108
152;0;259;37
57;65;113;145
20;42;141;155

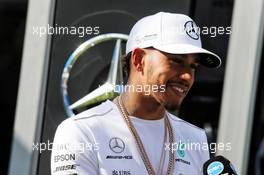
151;92;183;112
163;101;181;111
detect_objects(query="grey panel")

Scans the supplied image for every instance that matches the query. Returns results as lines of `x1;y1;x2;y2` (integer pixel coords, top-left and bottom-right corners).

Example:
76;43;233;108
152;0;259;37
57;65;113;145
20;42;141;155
216;0;264;174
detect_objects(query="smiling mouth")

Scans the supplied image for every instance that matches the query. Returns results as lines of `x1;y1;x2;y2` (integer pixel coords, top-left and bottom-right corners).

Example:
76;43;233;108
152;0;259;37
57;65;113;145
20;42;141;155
167;83;189;96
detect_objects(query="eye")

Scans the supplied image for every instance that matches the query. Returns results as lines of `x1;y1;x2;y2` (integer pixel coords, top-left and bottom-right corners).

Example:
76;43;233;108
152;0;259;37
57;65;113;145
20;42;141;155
190;63;200;70
171;57;184;64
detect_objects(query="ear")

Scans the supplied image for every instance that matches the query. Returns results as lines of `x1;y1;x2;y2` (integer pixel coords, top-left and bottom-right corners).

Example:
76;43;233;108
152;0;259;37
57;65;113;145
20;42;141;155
131;48;145;72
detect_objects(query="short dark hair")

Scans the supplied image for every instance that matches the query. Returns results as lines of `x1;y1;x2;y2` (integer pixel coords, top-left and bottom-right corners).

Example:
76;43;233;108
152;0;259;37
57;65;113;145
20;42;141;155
122;52;131;77
122;47;154;77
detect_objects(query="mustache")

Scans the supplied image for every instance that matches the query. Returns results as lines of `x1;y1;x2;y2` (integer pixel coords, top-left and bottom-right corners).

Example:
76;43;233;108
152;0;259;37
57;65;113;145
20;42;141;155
166;80;190;88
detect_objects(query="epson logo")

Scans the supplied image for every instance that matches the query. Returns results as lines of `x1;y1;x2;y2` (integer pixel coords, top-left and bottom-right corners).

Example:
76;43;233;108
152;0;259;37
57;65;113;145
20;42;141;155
54;154;75;162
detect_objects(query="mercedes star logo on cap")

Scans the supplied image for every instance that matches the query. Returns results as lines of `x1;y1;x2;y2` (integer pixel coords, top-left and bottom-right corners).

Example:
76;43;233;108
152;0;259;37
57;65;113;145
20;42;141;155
184;21;199;40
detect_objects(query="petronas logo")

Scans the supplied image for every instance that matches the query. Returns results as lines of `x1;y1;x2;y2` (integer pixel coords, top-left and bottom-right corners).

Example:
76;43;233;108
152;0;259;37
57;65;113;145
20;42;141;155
177;142;186;158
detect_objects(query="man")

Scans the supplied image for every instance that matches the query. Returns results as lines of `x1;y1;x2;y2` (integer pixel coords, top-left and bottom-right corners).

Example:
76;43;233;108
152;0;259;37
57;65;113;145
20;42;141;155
51;12;221;175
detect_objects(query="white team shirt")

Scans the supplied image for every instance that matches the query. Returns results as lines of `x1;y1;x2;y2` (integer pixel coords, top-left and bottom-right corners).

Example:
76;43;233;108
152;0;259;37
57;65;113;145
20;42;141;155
51;100;209;175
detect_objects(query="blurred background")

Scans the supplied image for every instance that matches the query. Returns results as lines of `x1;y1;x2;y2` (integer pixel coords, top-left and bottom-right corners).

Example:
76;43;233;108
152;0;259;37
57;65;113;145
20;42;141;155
1;0;264;174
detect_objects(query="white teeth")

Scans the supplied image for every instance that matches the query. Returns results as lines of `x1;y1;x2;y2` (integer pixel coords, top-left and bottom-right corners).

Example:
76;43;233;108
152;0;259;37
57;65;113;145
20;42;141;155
172;86;184;93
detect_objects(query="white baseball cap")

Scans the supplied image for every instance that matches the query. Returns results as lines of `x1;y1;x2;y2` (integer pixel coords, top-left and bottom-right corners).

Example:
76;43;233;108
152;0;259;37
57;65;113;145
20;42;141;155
126;12;221;68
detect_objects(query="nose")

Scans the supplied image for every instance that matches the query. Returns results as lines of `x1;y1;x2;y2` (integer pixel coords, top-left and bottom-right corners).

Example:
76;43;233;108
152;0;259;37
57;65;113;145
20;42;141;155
179;72;192;81
178;65;193;81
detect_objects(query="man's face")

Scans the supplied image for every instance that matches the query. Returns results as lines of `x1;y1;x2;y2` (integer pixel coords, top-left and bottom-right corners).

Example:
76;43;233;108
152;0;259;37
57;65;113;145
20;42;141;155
142;48;199;110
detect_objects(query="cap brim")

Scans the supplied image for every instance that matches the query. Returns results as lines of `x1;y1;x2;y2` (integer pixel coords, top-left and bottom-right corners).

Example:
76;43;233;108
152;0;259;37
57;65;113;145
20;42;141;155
152;44;222;68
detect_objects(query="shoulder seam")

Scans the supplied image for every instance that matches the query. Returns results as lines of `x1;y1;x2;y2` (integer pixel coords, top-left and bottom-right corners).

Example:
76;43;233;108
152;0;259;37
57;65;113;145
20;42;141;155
176;120;204;132
74;107;113;121
168;113;204;132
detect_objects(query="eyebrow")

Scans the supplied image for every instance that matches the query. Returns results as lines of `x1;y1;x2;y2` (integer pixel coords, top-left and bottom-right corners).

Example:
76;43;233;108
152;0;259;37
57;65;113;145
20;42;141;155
168;54;200;63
